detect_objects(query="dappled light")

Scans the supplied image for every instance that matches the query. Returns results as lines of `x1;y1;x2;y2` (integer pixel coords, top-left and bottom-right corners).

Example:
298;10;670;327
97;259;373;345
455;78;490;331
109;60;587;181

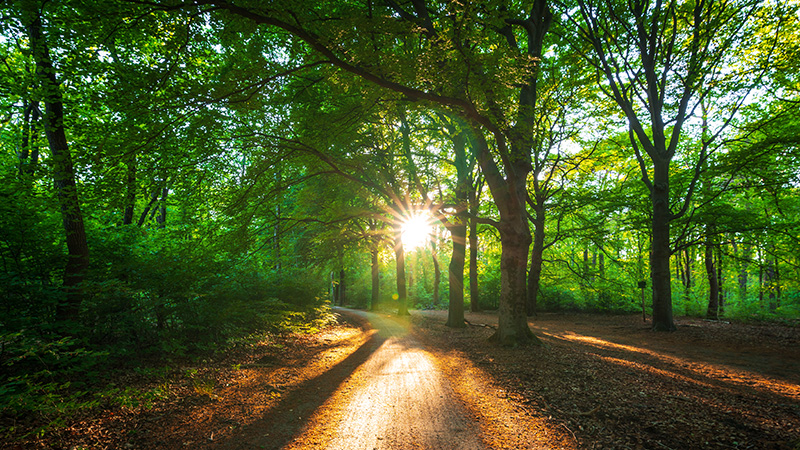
544;331;800;400
412;310;800;450
280;312;506;449
2;0;798;448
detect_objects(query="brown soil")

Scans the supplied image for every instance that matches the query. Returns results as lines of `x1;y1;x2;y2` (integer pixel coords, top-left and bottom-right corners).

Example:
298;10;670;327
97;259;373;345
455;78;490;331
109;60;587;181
415;311;800;450
4;310;799;450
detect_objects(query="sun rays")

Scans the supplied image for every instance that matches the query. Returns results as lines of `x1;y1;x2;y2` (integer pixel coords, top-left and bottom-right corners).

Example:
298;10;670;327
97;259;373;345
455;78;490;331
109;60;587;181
401;211;434;250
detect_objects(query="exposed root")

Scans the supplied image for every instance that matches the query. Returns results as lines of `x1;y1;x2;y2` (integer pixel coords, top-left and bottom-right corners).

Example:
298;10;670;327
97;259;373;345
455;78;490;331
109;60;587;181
463;319;496;329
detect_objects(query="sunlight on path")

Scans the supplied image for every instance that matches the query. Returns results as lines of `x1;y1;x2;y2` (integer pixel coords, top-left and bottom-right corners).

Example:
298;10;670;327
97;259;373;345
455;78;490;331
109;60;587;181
544;331;800;401
305;311;485;450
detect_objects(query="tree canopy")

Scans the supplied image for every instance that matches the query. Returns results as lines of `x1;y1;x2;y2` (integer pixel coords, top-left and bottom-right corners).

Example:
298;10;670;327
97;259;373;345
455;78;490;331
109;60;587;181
1;0;799;436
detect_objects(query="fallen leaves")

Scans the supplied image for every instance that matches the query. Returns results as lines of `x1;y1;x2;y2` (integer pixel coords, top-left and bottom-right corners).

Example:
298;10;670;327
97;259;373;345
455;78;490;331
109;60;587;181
414;311;800;450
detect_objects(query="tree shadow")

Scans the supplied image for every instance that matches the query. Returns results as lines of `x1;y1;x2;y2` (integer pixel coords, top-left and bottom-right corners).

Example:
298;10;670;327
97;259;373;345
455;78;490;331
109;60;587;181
534;329;800;449
204;313;388;449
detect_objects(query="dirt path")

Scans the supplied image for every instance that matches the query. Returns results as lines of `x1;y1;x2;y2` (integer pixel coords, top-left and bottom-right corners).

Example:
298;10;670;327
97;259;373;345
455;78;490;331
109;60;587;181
283;309;574;450
289;310;486;449
14;309;796;450
235;308;571;449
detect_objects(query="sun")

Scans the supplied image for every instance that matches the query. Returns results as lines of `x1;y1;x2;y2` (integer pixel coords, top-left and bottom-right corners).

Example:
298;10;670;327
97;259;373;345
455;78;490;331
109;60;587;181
401;212;433;250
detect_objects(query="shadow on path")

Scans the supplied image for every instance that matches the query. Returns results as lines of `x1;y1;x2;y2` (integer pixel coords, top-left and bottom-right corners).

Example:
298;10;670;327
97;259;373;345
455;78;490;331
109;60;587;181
206;310;386;450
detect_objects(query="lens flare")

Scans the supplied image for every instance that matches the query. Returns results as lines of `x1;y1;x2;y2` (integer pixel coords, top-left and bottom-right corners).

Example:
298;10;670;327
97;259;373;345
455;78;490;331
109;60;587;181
401;212;432;250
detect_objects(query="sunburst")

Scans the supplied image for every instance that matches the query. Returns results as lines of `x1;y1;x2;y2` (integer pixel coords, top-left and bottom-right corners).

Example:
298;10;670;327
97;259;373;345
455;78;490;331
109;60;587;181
401;211;433;250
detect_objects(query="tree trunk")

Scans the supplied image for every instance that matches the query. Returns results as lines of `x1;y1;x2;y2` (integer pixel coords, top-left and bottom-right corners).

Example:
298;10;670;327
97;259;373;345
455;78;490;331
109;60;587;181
758;249;764;307
331;271;339;305
445;222;466;328
469;213;480;312
443;128;470;326
394;233;409;316
650;160;675;331
684;246;693;308
526;206;545;317
18;100;40;177
430;241;440;306
705;225;719;320
766;253;778;312
491;221;539;345
371;248;379;311
717;242;725;316
156;186;168;229
734;245;752;303
339;267;346;307
472;128;539;345
29;14;90;325
138;188;159;227
123;153;136;225
599;252;605;277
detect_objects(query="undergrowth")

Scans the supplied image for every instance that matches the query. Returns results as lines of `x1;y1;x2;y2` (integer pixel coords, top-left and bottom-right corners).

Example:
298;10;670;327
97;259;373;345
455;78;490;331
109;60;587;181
0;301;337;442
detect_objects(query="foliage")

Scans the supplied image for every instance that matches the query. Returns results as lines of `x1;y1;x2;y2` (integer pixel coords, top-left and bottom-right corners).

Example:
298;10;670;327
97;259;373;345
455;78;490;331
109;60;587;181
0;0;799;441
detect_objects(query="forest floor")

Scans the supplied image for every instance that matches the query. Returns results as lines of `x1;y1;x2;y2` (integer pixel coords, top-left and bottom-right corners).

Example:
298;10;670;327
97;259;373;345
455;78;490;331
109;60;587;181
416;310;800;450
4;309;799;449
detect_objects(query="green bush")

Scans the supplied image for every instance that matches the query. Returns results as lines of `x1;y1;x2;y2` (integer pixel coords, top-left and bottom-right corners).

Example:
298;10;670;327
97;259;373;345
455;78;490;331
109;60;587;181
0;332;108;438
538;287;583;312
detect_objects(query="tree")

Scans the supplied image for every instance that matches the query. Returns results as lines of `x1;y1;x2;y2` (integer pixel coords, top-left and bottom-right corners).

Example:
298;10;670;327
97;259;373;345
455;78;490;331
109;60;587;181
522;33;590;316
151;0;556;345
22;6;90;325
566;0;771;330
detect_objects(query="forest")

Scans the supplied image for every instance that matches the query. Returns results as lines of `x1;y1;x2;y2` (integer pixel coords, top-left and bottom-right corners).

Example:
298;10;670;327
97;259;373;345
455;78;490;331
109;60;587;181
1;0;799;448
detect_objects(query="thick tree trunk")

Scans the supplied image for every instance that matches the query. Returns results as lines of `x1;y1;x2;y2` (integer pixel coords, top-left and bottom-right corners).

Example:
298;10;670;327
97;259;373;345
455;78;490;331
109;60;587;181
394;233;409;316
650;160;675;331
705;225;719;320
371;248;379;311
445;128;469;325
472;128;539;345
29;15;90;325
445;223;466;328
491;221;539;346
